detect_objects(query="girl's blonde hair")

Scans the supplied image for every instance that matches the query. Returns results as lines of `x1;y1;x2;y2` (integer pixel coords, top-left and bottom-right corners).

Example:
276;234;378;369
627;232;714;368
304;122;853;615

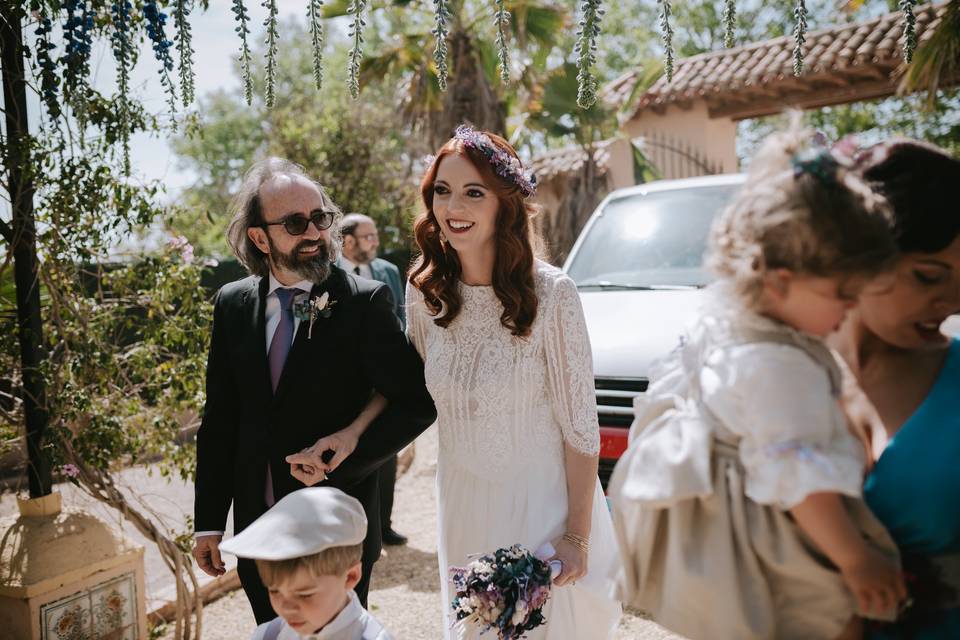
707;117;897;307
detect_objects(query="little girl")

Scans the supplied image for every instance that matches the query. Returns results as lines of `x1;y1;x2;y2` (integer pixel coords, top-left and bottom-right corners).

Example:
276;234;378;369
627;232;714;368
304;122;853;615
609;123;907;640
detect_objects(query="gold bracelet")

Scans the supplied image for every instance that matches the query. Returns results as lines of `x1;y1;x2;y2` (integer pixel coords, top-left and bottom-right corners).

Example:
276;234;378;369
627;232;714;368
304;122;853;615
562;532;589;551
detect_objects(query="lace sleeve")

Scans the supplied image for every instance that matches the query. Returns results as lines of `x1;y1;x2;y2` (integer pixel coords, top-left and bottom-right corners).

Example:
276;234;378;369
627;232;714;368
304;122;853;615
543;274;601;456
405;282;427;360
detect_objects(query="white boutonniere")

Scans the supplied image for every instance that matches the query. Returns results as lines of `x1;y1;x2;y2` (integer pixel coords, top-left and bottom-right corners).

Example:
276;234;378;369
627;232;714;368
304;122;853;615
294;292;337;339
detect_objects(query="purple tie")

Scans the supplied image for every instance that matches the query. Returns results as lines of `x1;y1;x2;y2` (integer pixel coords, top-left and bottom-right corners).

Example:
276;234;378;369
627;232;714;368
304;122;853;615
265;287;297;506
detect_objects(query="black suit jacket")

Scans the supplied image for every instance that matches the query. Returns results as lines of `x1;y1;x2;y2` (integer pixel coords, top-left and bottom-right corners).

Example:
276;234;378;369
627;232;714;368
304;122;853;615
194;266;436;551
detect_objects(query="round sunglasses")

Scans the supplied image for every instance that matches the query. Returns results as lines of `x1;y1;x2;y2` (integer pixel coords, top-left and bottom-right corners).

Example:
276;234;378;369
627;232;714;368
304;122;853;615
261;210;336;236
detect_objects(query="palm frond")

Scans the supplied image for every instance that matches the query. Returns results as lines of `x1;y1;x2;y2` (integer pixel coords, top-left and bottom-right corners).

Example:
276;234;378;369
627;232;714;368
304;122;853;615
900;0;960;107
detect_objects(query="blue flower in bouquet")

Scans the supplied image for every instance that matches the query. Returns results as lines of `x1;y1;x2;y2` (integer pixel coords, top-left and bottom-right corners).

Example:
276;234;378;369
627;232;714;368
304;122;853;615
450;544;554;640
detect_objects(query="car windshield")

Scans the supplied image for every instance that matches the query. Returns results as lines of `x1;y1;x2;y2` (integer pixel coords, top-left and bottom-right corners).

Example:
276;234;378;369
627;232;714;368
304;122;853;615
567;183;742;289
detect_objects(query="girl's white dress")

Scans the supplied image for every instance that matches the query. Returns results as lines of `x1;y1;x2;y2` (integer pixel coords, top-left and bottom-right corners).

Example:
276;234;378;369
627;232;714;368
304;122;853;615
608;290;898;640
406;261;621;640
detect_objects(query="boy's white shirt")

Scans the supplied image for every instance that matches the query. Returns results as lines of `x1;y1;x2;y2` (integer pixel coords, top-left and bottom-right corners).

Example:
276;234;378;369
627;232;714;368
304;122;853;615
249;591;394;640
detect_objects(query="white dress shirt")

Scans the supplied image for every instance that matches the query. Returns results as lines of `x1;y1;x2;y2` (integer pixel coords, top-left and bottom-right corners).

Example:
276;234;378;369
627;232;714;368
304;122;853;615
194;274;315;539
250;591;393;640
339;255;372;280
264;273;314;351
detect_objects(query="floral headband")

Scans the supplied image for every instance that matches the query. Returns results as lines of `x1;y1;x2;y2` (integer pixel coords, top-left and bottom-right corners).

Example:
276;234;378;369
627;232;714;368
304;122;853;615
791;133;860;187
445;125;537;198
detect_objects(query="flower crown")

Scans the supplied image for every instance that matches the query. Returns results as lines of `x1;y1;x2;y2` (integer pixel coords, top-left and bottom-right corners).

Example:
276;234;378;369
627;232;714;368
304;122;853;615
451;125;538;197
790;133;860;187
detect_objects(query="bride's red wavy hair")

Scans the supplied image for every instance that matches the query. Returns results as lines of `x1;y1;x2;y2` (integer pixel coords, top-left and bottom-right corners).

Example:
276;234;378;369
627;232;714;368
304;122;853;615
409;131;541;337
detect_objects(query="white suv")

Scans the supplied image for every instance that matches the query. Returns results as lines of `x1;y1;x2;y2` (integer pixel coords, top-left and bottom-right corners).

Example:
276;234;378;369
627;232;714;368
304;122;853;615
565;173;960;489
563;174;745;488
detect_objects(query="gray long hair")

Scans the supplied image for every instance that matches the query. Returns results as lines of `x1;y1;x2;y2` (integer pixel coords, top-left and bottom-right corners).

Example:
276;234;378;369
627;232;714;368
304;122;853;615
226;157;343;278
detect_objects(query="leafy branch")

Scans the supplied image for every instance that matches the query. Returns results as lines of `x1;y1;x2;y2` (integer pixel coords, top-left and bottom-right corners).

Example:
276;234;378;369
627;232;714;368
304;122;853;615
432;0;451;92
494;0;510;84
263;0;279;108
658;0;674;82
308;0;326;91
231;0;254;105
793;0;807;76
575;0;604;108
348;0;368;99
175;0;196;107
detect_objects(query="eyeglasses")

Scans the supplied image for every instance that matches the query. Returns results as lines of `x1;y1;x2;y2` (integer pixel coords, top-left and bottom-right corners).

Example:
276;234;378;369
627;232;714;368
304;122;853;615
353;232;379;242
261;210;336;236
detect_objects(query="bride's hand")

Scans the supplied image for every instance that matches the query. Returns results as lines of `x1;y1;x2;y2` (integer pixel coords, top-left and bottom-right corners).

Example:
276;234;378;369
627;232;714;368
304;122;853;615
286;426;360;485
549;536;588;587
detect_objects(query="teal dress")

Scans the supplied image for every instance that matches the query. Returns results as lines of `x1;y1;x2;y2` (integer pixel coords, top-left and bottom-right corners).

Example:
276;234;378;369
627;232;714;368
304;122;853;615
864;339;960;639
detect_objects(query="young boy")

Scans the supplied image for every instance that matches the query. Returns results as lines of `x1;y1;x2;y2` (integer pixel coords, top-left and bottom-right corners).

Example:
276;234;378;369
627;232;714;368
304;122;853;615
219;487;394;640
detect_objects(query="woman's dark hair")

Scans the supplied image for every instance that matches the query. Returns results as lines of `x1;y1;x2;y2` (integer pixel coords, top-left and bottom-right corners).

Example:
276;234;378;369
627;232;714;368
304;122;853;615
857;139;960;254
409;131;541;337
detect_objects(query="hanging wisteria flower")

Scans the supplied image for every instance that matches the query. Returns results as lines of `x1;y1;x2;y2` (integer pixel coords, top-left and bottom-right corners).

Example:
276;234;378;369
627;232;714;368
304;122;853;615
574;0;604;108
175;0;196;107
111;0;133;173
453;125;537;197
231;0;254;105
432;0;451;92
658;0;675;82
62;0;94;98
722;0;736;49
793;0;807;76
347;0;368;99
308;0;326;91
143;1;178;117
263;0;280;108
450;545;555;640
899;0;917;63
35;13;61;119
493;0;511;84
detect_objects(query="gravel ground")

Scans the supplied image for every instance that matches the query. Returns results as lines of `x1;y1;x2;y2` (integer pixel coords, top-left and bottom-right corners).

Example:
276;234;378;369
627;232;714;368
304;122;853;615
161;426;683;639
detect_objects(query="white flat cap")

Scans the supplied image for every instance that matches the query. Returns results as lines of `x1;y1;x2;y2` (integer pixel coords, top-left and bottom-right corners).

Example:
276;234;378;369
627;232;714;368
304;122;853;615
219;487;367;560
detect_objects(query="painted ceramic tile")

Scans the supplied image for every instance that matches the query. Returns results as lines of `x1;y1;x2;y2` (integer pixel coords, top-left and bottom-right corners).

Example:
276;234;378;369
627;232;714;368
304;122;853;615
40;572;138;640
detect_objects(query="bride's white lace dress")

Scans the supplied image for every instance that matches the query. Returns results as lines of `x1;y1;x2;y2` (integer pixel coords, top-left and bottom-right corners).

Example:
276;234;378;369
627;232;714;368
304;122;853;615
406;261;621;640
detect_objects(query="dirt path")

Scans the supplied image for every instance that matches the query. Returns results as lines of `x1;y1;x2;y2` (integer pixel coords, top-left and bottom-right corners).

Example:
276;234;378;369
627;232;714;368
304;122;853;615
161;426;683;638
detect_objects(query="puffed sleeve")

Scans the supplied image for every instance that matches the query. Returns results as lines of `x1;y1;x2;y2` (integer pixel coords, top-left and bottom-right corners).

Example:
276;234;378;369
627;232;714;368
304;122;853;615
699;343;865;509
543;274;601;456
405;281;427;360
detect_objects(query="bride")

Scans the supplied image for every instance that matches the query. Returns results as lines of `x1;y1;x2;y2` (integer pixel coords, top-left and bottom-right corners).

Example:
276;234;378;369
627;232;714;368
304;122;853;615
406;126;621;639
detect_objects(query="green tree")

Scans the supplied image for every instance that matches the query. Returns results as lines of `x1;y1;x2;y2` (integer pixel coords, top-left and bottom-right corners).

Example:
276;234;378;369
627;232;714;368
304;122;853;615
171;22;419;259
341;0;567;148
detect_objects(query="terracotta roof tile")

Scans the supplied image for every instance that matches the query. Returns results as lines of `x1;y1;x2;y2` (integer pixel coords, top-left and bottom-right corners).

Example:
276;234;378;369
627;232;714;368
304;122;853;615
529;140;616;183
604;3;947;117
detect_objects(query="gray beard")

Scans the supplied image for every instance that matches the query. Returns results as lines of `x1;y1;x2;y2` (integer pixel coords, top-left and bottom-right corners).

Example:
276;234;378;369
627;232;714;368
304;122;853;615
267;234;334;285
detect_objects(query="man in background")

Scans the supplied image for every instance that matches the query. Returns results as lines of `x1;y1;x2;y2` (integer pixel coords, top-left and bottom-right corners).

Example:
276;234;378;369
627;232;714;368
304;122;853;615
338;213;408;546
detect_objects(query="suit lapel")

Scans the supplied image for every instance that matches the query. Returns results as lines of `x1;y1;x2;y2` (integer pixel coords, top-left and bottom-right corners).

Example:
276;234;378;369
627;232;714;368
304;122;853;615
242;277;273;406
369;260;383;281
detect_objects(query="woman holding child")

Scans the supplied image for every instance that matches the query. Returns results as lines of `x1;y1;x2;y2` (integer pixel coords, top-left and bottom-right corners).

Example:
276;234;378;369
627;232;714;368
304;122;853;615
831;140;960;639
609;122;908;640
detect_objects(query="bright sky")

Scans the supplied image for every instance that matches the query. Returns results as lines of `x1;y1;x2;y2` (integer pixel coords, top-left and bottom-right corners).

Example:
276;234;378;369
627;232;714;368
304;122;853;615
91;2;310;199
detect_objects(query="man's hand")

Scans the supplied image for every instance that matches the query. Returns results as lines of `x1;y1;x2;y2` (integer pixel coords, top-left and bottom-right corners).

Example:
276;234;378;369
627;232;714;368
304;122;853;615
193;534;226;577
286;427;360;486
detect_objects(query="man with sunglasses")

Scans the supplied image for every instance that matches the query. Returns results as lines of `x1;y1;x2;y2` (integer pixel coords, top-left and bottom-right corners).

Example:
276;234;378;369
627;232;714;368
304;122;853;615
337;213;408;547
192;157;436;624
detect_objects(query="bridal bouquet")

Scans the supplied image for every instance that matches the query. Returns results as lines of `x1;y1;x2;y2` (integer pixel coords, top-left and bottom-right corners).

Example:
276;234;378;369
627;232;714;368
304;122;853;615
450;543;560;640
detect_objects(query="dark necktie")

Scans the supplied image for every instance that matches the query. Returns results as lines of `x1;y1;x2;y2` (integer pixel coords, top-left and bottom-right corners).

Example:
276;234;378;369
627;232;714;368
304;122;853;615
353;265;360;275
265;287;297;506
267;288;297;392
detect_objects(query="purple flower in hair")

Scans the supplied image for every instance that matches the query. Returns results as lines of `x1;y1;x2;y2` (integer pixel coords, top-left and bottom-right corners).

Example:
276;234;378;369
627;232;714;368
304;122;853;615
453;125;538;198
